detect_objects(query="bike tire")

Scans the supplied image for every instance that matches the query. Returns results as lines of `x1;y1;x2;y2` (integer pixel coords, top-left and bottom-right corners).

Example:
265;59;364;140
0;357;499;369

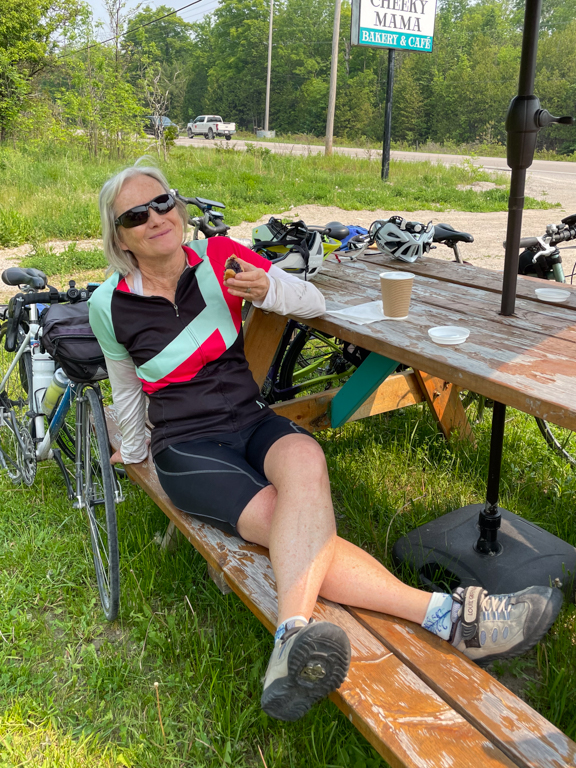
278;328;354;398
535;417;576;466
0;321;35;484
81;385;120;621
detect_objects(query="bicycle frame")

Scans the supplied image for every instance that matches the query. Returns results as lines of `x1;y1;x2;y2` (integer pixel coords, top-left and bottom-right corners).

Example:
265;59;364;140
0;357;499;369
263;319;353;402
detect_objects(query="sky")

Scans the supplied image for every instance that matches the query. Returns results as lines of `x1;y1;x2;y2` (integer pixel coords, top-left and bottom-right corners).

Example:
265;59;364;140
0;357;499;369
88;0;220;31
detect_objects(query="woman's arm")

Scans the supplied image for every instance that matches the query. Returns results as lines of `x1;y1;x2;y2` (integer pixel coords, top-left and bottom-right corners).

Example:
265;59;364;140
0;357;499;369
105;356;148;464
251;265;326;318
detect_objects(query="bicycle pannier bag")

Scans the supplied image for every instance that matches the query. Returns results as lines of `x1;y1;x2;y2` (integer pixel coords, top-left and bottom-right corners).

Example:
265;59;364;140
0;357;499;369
41;302;107;383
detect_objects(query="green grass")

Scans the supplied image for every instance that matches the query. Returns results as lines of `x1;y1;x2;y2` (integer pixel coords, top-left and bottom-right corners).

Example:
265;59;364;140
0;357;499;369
21;243;107;274
0;142;557;247
1;403;575;767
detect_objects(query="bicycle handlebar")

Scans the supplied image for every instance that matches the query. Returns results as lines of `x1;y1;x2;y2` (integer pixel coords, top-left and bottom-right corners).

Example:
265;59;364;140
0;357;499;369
509;218;576;251
196;218;230;237
519;236;540;249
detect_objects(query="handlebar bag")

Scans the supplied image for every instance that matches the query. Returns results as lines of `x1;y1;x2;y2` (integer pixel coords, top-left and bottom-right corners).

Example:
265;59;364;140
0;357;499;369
41;301;107;383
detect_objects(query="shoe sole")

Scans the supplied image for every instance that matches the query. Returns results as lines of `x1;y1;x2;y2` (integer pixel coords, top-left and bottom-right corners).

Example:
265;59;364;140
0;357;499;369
466;587;564;665
261;623;351;722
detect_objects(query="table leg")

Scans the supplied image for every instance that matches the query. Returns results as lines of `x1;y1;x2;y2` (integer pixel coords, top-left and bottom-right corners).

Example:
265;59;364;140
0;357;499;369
243;308;287;389
331;353;400;428
413;371;475;444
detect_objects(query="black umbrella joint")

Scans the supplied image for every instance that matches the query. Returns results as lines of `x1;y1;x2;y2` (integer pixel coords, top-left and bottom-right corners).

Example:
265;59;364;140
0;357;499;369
393;0;576;597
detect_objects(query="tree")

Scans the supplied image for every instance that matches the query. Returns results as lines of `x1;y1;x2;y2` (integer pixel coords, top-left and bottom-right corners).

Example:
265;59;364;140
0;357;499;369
0;0;82;139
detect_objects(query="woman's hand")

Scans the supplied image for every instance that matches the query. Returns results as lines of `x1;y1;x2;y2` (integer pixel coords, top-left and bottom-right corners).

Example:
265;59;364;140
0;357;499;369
110;438;150;465
224;257;270;302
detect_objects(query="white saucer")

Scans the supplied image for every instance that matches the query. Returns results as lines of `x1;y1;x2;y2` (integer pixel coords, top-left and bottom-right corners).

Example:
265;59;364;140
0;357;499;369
428;326;470;345
534;288;571;303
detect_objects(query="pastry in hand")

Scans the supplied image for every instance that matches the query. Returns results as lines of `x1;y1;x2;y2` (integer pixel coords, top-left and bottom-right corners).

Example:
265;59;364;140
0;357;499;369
224;256;243;281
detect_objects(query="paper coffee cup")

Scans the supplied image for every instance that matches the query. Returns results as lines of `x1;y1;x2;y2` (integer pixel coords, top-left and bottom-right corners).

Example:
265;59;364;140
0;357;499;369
380;271;414;319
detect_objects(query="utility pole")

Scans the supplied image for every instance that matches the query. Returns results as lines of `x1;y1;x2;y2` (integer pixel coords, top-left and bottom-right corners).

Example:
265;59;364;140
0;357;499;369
325;0;342;155
264;0;274;132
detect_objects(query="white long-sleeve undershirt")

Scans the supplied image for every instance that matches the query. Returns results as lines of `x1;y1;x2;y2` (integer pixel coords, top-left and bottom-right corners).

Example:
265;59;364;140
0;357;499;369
106;266;326;463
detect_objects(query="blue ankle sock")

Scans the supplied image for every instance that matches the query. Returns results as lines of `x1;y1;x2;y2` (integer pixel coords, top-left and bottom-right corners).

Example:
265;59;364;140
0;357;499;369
274;615;308;644
421;593;453;640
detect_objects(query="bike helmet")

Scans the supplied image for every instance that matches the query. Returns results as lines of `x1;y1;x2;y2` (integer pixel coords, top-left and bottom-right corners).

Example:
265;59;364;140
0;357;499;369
252;218;326;280
371;216;434;263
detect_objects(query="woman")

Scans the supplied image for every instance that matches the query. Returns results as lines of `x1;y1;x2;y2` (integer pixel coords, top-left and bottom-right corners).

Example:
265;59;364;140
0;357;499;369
89;162;563;723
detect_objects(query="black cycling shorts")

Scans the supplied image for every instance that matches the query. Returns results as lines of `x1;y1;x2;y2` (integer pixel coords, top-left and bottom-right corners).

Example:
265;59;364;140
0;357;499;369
154;413;311;536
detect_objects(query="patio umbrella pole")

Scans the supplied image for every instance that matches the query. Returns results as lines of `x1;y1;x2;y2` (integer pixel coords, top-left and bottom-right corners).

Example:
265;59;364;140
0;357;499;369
476;0;574;552
393;0;576;597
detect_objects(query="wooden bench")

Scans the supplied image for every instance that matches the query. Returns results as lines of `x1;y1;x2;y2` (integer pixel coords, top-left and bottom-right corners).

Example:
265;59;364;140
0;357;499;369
106;406;576;768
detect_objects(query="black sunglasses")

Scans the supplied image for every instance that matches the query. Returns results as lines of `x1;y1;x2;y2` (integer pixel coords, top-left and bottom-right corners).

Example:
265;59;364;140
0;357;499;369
115;193;176;229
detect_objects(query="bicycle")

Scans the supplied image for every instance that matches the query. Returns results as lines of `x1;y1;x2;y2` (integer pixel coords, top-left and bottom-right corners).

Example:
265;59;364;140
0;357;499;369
516;213;576;464
0;267;124;621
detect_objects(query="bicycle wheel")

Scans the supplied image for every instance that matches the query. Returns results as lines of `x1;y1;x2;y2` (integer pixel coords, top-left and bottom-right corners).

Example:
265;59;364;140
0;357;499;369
278;328;355;398
535;417;576;466
0;321;36;485
80;385;120;621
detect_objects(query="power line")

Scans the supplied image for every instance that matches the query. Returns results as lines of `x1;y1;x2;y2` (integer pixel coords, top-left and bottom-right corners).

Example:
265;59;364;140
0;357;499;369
57;0;207;59
178;4;219;23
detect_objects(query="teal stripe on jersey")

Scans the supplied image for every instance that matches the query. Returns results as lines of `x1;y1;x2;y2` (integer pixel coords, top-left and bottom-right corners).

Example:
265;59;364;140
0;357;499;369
88;272;130;361
136;252;238;382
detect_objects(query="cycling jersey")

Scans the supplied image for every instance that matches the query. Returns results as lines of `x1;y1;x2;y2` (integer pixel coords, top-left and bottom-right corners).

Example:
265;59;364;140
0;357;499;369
89;238;276;457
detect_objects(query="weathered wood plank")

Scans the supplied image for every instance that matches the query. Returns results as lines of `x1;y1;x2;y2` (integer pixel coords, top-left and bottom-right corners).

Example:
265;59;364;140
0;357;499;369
321;259;576;347
355;252;576;311
350;608;576;768
105;407;520;768
413;372;475;444
243;307;287;388
293;267;576;431
269;370;426;432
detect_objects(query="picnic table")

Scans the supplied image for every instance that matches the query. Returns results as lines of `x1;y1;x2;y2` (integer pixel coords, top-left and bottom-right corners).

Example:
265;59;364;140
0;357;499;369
247;250;576;433
244;250;576;596
105;251;576;767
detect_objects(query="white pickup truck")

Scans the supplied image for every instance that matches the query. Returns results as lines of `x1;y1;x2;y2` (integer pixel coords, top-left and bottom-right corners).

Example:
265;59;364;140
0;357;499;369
186;115;236;140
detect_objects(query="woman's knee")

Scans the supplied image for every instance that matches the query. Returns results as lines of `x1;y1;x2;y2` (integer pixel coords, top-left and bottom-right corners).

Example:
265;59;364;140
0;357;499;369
236;484;277;545
265;434;328;485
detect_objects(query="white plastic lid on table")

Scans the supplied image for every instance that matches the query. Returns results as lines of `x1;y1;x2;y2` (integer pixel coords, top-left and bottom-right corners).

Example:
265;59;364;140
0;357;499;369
428;326;470;345
534;287;571;303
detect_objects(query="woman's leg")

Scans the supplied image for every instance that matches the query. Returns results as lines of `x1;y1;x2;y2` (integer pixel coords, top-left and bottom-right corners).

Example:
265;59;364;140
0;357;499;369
237;433;431;625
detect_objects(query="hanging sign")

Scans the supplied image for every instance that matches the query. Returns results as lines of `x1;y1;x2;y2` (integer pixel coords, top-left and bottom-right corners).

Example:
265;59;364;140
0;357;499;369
351;0;437;52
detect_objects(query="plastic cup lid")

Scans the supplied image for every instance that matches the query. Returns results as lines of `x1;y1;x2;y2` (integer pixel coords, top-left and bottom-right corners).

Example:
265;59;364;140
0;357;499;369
428;326;470;345
534;288;571;302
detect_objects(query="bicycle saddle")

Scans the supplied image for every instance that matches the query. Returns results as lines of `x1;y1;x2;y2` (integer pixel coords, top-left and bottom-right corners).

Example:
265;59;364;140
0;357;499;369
308;222;350;241
324;222;350;241
2;267;48;289
433;223;474;244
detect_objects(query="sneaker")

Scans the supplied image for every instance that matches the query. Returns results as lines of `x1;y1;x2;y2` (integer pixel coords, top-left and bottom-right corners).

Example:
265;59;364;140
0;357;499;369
261;620;351;722
450;585;563;664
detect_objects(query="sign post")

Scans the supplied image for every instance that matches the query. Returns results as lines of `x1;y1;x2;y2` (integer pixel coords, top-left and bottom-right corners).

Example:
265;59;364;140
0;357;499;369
351;0;437;178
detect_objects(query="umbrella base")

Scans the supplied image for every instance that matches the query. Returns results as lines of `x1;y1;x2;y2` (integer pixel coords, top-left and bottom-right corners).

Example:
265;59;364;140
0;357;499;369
392;504;576;601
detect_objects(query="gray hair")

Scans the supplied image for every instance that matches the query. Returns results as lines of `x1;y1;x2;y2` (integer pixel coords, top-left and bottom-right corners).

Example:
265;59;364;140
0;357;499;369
99;159;188;275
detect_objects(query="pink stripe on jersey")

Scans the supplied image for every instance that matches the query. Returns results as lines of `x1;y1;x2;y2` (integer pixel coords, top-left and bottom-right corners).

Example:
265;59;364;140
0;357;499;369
140;328;227;394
